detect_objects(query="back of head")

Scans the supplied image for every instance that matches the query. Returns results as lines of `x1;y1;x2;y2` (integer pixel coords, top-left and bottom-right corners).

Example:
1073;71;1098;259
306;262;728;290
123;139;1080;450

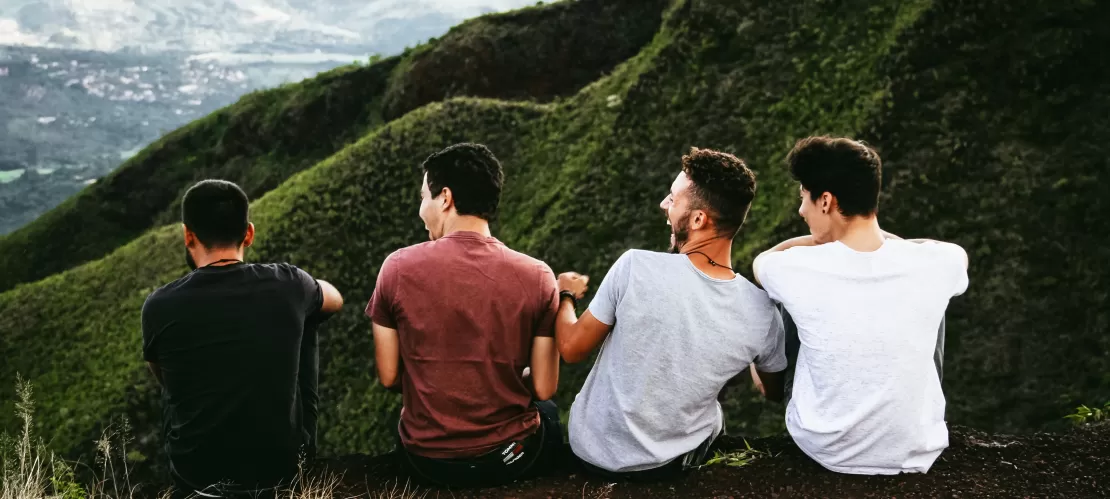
786;136;882;217
182;180;250;248
681;147;757;237
422;143;504;220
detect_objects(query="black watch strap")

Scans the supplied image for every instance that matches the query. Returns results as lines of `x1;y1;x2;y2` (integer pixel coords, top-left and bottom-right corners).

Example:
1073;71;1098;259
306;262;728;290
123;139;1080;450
559;290;578;307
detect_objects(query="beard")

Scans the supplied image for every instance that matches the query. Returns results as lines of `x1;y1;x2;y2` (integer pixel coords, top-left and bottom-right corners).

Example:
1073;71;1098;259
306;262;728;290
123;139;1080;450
668;213;691;253
185;247;198;270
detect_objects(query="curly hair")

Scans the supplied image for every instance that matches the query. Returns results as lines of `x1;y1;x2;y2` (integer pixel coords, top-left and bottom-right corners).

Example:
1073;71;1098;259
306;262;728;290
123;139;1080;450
423;143;504;220
681;147;757;237
786;136;881;217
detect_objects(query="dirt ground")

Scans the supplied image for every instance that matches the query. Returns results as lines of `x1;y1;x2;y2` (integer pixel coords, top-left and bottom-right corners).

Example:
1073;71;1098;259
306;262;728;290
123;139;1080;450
322;424;1110;498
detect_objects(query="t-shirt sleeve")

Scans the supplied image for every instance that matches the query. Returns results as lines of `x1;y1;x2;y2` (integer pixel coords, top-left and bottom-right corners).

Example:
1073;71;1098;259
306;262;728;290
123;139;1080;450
533;265;559;338
290;265;324;317
366;253;399;329
753;304;788;373
587;251;634;326
754;251;789;303
928;242;969;297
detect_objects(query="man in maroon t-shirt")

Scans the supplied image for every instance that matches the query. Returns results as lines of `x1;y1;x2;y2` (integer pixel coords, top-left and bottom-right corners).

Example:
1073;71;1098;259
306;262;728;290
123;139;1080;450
366;143;584;488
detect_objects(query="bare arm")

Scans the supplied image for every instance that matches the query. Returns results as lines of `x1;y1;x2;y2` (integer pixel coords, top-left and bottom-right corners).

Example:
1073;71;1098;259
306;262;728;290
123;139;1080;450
317;279;344;313
529;336;559;400
371;322;401;389
555;298;613;364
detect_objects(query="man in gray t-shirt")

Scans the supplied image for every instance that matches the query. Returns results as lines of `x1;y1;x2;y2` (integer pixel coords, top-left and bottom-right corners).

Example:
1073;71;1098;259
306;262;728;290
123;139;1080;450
555;148;787;478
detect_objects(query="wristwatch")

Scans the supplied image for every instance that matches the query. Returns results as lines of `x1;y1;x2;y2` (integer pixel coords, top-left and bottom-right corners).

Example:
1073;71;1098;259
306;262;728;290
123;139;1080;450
559;290;578;307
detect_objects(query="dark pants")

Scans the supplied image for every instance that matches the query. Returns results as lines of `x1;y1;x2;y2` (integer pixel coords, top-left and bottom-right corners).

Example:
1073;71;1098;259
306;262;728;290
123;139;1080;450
575;432;716;483
780;305;947;406
397;400;563;488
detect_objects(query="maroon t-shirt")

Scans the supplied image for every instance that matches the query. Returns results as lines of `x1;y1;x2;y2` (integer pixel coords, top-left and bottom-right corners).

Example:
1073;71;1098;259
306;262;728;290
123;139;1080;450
366;231;559;459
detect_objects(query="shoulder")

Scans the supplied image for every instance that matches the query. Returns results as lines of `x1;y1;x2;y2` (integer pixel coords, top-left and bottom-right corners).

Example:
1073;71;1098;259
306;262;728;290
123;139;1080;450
759;243;833;271
501;246;555;278
249;262;314;283
379;242;435;272
142;274;190;317
614;249;672;269
891;240;968;267
732;275;778;310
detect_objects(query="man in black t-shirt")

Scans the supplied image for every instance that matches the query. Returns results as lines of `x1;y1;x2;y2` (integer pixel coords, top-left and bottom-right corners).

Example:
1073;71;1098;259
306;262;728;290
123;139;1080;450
142;180;344;496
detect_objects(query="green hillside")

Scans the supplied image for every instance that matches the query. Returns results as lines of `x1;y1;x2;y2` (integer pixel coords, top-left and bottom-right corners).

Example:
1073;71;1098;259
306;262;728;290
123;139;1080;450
1;0;1108;476
0;0;669;294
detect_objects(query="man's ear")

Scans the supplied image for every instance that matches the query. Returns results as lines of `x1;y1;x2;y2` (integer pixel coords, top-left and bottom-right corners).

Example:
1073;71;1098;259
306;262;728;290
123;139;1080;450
183;224;197;247
690;209;709;231
439;187;454;212
242;222;255;248
820;192;835;215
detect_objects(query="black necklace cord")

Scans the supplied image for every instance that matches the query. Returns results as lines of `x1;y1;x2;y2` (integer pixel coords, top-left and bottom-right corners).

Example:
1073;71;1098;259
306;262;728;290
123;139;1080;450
680;236;736;273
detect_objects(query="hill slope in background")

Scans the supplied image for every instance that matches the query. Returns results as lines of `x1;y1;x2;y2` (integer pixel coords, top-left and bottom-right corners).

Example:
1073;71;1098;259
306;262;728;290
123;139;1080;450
0;0;1107;484
0;0;669;292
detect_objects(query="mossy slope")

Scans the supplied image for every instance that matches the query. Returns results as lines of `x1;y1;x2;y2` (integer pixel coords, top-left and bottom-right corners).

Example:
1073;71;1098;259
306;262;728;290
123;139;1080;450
0;0;668;294
0;0;1107;474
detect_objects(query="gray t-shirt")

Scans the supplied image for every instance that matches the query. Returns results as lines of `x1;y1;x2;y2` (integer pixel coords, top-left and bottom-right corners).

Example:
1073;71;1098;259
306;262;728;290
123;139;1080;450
568;250;787;472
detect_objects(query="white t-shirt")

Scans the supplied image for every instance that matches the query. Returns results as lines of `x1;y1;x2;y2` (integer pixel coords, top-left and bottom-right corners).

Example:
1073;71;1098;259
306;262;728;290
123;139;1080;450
755;239;968;475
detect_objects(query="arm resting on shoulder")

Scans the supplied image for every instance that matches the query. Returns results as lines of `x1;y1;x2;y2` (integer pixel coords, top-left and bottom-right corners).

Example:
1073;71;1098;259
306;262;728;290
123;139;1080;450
555;297;613;364
372;322;401;389
317;279;344;314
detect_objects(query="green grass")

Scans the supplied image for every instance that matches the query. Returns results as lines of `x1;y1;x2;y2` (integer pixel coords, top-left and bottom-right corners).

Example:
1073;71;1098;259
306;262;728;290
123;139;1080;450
0;0;1108;477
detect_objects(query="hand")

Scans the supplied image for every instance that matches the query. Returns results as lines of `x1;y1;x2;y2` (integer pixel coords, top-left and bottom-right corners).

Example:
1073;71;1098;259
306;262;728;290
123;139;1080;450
557;272;589;299
750;364;766;396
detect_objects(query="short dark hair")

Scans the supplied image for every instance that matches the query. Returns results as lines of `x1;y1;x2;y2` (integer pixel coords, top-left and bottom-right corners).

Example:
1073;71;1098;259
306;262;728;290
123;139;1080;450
181;180;250;248
786;136;881;217
681;147;757;237
423;143;504;220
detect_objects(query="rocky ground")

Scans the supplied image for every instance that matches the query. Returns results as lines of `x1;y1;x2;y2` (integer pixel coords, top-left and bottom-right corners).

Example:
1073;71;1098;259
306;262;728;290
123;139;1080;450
321;424;1110;498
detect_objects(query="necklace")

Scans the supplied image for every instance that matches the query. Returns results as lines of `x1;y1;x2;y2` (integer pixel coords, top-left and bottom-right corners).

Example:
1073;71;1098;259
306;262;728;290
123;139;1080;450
684;250;736;273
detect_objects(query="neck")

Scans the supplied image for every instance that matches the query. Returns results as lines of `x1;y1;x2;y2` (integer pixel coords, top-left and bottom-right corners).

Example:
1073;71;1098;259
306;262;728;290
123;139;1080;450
443;215;492;238
833;215;885;252
195;246;244;268
680;233;735;279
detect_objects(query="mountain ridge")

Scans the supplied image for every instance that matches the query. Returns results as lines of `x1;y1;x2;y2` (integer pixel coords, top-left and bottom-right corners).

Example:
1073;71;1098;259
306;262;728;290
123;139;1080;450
0;0;1107;483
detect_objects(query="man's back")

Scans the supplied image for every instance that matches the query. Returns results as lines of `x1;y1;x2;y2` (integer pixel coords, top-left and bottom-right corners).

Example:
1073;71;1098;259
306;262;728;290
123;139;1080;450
367;231;558;459
142;263;322;489
570;250;786;472
757;239;968;474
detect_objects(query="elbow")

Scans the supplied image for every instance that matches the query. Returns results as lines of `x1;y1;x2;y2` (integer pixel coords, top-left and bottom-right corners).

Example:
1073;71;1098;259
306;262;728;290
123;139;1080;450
533;384;556;402
559;346;587;364
556;339;580;364
378;371;398;389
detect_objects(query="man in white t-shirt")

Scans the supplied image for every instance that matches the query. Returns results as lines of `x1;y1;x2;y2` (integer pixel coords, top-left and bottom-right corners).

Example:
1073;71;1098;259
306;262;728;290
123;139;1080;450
753;136;969;475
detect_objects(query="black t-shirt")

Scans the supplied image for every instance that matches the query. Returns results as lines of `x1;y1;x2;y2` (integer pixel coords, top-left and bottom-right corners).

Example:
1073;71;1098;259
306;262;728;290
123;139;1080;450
141;262;325;490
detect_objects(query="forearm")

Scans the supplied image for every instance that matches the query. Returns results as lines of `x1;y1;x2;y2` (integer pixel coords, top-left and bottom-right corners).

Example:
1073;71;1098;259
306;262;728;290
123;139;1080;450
555;297;579;349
